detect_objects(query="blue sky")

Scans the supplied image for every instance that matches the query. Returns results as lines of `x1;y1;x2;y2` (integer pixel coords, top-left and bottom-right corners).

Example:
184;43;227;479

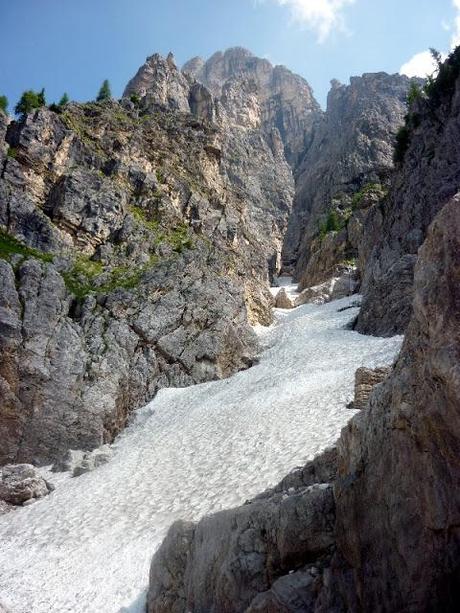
0;0;458;110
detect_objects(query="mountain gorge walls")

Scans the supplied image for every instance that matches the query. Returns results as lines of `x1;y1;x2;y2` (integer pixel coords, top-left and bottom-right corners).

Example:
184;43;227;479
147;168;460;613
356;54;460;335
283;73;414;291
146;54;460;612
0;52;299;466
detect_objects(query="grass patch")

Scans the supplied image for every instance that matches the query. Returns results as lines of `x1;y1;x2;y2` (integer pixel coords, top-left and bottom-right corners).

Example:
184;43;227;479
129;205;160;232
351;183;387;209
0;229;53;264
6;147;17;159
62;254;159;298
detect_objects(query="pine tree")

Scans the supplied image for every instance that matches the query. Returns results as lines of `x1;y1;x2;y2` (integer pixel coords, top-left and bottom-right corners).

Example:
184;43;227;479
0;95;8;114
96;80;112;102
37;88;46;106
14;90;45;120
59;92;69;106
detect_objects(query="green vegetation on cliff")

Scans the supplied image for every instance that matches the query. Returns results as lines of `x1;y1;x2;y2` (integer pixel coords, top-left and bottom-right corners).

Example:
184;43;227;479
0;229;54;264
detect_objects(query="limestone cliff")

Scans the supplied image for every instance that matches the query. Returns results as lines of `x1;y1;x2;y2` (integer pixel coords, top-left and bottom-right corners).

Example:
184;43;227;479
183;47;322;168
284;73;414;290
357;50;460;335
147;184;460;613
0;53;293;466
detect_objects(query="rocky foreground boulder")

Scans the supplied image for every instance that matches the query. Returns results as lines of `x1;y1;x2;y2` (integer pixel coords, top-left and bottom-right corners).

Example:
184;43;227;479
146;194;460;611
0;464;53;506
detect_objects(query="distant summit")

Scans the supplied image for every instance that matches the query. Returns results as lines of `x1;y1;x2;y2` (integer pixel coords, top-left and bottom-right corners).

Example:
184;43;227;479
182;47;321;167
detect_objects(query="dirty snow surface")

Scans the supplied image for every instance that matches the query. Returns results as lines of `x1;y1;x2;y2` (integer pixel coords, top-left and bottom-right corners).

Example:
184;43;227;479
0;296;402;613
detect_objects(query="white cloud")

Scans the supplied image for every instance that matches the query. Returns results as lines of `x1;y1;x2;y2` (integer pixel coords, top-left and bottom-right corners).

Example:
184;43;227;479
262;0;356;42
400;50;439;78
400;0;460;78
451;0;460;48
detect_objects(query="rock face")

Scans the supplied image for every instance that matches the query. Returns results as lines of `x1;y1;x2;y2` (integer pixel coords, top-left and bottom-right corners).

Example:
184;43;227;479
0;464;53;505
334;194;460;611
146;192;460;613
347;366;391;410
284;73;414;289
357;56;460;335
183;47;322;167
124;53;191;112
0;52;294;466
147;448;337;613
124;49;295;283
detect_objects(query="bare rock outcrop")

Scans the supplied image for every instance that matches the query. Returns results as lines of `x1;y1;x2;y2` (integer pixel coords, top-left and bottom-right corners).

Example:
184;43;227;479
283;73;414;290
183;47;321;167
0;464;53;505
347;366;391;410
147;449;337;613
123;52;191;111
356;51;460;335
275;287;294;309
146;192;460;612
0;52;294;466
333;193;460;611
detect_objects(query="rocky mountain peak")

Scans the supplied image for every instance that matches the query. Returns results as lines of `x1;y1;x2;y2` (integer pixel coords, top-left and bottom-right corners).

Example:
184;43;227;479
183;47;321;167
123;52;191;111
283;71;415;286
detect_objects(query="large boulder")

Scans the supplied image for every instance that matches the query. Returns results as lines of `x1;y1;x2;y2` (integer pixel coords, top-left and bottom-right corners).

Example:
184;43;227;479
347;366;391;410
0;464;53;505
294;268;359;307
147;449;337;612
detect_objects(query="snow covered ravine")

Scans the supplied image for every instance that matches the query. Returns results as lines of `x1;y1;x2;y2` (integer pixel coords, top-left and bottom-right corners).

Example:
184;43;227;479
0;295;402;613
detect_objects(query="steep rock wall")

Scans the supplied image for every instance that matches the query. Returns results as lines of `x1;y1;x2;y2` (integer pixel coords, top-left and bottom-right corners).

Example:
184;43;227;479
284;73;413;289
146;191;460;613
183;47;322;168
0;53;294;465
357;57;460;335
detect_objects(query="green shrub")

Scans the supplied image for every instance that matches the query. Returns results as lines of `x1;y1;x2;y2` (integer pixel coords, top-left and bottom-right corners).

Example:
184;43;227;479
130;93;141;105
319;210;343;239
59;93;70;106
394;124;411;165
351;183;386;209
424;46;460;104
0;95;8;114
407;81;422;106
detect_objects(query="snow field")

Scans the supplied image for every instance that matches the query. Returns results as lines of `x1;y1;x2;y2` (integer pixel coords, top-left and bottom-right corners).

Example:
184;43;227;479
0;295;402;613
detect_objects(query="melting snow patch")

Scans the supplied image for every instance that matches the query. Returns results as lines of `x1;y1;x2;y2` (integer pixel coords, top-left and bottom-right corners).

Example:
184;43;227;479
0;295;402;613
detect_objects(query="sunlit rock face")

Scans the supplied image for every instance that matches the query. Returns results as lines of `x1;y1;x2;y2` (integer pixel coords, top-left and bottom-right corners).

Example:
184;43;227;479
0;50;296;465
183;47;322;168
283;73;414;290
